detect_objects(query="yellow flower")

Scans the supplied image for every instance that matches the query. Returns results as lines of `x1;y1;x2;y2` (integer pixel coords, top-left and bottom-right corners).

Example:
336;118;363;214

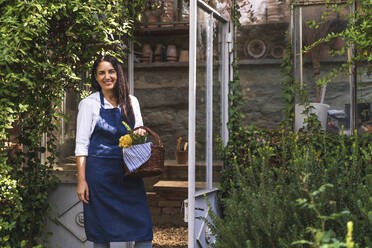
119;134;132;148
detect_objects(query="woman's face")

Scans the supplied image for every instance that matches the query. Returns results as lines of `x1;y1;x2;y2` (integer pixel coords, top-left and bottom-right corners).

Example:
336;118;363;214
95;61;117;93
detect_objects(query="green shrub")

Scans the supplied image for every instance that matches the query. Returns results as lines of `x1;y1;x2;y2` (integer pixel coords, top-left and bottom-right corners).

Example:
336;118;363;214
212;129;372;248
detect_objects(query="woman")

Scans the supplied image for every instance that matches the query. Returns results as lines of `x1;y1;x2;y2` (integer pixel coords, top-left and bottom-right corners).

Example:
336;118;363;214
75;55;152;248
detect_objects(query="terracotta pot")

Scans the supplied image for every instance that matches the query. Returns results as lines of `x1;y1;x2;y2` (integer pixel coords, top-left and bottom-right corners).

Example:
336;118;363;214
142;44;153;63
141;10;152;23
161;0;174;23
147;13;158;23
175;151;188;164
166;45;177;62
267;0;281;23
178;50;189;62
283;0;291;22
181;0;190;21
154;44;163;62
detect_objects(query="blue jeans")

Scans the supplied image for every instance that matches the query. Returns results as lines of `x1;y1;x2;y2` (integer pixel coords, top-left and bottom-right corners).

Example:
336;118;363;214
93;241;152;248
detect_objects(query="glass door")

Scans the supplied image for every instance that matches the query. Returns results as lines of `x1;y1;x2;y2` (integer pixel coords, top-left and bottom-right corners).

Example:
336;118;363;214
188;1;230;247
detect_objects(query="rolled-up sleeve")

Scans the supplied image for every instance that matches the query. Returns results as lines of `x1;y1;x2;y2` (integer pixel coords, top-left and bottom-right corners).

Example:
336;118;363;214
75;99;94;156
131;95;144;128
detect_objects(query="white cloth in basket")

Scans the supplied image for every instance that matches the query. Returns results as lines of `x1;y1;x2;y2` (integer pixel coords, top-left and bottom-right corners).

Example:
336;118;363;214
122;142;152;173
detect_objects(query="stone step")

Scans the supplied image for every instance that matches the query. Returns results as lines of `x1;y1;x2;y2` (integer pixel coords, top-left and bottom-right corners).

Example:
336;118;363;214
153;180;218;199
146;191;186;226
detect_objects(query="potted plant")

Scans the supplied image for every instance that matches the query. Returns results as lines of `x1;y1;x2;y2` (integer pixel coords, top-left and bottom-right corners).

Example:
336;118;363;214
175;136;188;164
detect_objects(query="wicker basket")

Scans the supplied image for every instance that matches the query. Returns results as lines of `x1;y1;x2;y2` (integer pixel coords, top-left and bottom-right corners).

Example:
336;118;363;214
124;126;165;177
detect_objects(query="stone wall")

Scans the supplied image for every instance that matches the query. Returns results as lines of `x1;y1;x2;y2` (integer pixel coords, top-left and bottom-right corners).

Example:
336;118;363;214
58;59;371;161
238;59;351;129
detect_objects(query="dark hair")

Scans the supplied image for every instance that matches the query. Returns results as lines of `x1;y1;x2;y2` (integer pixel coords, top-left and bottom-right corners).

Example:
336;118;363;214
91;55;135;126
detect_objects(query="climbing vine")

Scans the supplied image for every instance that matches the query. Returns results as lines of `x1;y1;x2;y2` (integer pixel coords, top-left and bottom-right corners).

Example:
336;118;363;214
280;39;296;128
0;1;151;247
227;0;245;136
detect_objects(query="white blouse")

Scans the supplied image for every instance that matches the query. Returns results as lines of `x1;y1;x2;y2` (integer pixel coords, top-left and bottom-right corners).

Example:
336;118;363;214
75;92;143;156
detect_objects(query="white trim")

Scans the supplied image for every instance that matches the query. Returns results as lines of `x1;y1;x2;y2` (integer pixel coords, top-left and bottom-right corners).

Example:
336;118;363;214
206;13;214;190
128;40;134;95
188;0;197;247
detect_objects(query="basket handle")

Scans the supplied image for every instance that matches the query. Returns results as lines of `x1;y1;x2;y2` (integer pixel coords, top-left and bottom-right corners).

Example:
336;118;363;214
133;126;163;147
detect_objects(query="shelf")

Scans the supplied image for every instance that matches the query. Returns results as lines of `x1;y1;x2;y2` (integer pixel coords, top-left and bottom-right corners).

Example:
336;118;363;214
238;21;289;29
128;57;347;69
239;58;283;65
136;22;189;36
292;0;347;6
134;61;189;68
132;61;223;68
238;56;347;66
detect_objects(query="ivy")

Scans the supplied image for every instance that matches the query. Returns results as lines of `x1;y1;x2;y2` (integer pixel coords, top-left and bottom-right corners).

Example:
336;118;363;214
280;39;296;128
0;0;151;246
227;0;245;137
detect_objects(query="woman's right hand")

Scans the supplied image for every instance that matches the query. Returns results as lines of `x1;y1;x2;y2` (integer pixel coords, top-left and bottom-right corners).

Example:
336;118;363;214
77;180;89;204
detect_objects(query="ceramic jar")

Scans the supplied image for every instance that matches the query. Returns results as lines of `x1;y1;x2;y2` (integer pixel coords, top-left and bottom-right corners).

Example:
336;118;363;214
267;0;281;23
147;12;159;23
166;45;177;62
175;151;188;164
154;44;163;62
181;0;190;21
161;0;175;23
179;50;189;62
142;44;153;63
283;0;291;22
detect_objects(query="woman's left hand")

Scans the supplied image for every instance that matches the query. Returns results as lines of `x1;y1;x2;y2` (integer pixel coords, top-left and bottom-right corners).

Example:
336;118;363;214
134;128;147;136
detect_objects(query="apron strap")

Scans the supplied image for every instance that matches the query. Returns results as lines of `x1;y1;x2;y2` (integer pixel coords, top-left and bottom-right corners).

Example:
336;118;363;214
99;91;105;108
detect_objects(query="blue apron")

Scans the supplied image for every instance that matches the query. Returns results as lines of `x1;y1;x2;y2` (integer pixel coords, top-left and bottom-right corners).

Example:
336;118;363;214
84;91;153;243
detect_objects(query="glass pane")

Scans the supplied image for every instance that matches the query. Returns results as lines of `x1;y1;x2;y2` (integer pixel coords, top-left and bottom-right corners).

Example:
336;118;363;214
195;7;208;188
356;67;372;134
195;7;224;190
213;23;223;181
236;0;289;129
57;76;89;163
295;4;351;134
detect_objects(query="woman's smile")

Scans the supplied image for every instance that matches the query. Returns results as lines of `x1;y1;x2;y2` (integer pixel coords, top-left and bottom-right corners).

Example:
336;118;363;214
95;61;117;92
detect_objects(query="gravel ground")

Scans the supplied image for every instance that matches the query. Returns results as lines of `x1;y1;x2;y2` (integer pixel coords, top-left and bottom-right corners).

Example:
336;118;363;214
153;225;187;248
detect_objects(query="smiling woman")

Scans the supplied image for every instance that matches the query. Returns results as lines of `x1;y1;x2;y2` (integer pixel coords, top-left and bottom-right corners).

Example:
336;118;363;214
0;0;154;246
75;55;152;248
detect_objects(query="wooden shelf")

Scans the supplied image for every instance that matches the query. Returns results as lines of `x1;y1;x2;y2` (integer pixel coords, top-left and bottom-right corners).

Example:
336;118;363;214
134;61;189;68
238;56;347;66
238;21;289;29
239;58;283;65
136;22;189;36
153;180;218;192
